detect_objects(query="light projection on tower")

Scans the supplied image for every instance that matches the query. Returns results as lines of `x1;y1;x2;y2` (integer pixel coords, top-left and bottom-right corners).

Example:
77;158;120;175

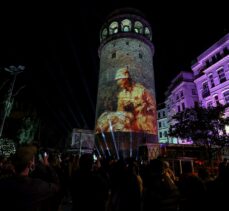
95;8;158;159
95;66;157;134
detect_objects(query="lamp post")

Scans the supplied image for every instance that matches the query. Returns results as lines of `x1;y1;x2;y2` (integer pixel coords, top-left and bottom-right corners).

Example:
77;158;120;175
0;65;25;138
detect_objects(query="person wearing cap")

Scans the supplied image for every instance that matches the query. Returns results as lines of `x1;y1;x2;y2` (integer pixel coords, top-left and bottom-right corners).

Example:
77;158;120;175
115;67;157;133
95;67;157;134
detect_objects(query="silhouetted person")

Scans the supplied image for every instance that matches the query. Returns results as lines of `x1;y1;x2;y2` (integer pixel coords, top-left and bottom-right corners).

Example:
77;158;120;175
177;162;207;211
70;153;109;211
0;145;60;211
142;159;180;211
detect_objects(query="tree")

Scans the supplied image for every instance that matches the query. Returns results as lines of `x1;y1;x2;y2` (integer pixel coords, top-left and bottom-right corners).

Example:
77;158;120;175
169;104;229;166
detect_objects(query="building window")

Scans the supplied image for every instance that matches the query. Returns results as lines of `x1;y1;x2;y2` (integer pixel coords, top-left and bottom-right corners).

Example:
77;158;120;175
109;21;119;35
134;21;143;34
121;19;132;32
163;111;166;117
101;28;108;40
139;53;142;59
159;132;162;138
158;112;161;119
144;27;151;39
182;102;185;110
164;131;167;137
159;122;162;128
202;82;210;98
176;94;179;101
209;74;215;88
218;68;226;83
192;89;196;95
180;90;184;98
207;101;213;108
214;95;219;105
223;90;229;104
112;52;116;58
177;105;181;112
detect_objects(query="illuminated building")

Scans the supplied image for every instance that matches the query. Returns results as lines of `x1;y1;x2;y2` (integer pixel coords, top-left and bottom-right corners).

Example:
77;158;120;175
192;33;229;111
164;71;199;144
159;33;229;161
95;8;159;159
157;103;170;144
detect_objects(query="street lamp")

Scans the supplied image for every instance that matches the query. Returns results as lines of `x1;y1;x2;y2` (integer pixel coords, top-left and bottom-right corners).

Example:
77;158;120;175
0;65;25;138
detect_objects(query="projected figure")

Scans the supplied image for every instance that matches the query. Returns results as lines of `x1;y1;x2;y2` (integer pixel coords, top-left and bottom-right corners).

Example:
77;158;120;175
96;67;157;134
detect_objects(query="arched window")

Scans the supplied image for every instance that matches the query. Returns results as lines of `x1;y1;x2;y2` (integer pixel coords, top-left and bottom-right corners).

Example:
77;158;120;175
101;28;108;40
134;21;143;34
109;21;119;35
121;19;132;32
144;27;151;40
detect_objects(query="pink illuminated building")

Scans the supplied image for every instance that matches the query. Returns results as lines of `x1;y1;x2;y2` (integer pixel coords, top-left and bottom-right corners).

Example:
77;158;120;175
158;32;229;144
192;33;229;111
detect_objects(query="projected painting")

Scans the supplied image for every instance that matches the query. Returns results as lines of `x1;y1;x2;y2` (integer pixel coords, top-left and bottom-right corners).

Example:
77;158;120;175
95;66;157;135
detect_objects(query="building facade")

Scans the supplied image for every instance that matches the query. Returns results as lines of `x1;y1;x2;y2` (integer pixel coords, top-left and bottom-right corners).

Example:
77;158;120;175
157;103;170;143
160;32;229;147
164;71;198;144
192;33;229;110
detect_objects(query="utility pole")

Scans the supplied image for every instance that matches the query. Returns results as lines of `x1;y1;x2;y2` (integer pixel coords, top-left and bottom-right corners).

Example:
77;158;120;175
0;65;25;138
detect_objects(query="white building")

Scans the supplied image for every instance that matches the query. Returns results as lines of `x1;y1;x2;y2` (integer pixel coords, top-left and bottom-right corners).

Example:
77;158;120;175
164;71;199;144
157;103;170;143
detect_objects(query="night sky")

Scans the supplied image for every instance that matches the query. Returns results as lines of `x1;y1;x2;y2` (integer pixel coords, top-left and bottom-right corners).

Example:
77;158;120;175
0;1;228;145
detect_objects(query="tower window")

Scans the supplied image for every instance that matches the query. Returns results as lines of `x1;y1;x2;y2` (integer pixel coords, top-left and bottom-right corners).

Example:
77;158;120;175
144;27;151;40
112;52;116;58
139;53;143;59
109;21;119;35
126;41;129;45
101;28;108;40
134;21;143;34
121;19;132;32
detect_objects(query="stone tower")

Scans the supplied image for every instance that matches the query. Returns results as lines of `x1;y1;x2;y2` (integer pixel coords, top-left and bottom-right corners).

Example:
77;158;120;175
95;8;158;159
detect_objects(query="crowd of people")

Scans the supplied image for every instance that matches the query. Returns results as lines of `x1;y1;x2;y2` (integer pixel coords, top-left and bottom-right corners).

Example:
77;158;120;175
0;144;228;211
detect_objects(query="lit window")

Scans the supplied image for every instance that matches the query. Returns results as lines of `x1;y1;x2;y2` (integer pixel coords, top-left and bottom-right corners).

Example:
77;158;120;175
144;27;151;40
109;21;119;35
134;21;143;34
121;19;131;32
101;28;108;40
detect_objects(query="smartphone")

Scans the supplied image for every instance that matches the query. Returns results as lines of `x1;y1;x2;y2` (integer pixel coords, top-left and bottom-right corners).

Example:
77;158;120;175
43;152;48;157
